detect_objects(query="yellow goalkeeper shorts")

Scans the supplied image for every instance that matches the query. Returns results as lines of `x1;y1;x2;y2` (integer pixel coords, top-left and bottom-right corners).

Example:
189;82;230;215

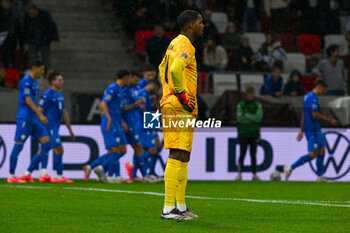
161;104;196;152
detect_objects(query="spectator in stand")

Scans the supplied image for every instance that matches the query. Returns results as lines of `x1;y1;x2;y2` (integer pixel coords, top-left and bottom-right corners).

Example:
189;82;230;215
241;0;263;34
234;36;256;71
0;65;7;87
146;25;170;67
255;33;287;72
312;44;348;96
202;10;219;42
264;0;289;33
24;4;59;70
298;0;321;34
155;0;179;31
261;65;283;97
180;0;201;13
0;0;21;68
203;38;228;71
194;0;207;12
283;69;304;97
124;0;157;33
222;23;241;53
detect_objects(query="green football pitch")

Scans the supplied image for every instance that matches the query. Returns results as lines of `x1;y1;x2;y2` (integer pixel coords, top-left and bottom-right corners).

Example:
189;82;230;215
0;180;349;233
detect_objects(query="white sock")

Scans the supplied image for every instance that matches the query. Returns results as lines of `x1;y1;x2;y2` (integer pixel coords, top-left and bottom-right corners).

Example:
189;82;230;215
24;171;31;176
177;203;187;212
8;174;14;178
41;169;47;177
107;176;113;179
163;205;175;214
57;175;63;179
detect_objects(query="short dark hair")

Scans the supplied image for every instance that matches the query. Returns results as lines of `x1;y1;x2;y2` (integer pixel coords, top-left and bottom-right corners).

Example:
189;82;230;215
326;44;339;57
116;69;130;79
30;59;44;69
130;70;141;78
143;64;156;72
147;79;161;88
27;3;39;10
48;72;60;84
177;10;200;30
313;78;328;88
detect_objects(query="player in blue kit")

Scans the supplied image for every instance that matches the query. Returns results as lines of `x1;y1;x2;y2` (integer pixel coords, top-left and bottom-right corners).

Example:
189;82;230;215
7;60;50;183
21;73;75;183
284;79;338;182
136;65;157;90
134;80;162;181
83;70;129;183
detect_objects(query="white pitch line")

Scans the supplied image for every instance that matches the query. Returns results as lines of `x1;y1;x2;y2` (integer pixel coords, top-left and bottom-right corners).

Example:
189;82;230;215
1;185;350;208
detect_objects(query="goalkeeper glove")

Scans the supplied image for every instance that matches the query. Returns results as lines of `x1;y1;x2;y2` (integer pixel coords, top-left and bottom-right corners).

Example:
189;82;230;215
175;90;195;112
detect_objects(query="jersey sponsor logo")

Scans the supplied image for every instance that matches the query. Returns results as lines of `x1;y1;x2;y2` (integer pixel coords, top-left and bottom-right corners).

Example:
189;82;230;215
309;131;350;180
0;136;6;169
181;52;189;60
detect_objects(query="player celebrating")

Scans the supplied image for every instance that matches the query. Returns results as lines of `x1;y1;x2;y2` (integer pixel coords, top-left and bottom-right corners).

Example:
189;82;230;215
7;60;50;183
158;10;203;220
136;65;157;90
284;79;339;182
22;73;75;183
91;70;129;183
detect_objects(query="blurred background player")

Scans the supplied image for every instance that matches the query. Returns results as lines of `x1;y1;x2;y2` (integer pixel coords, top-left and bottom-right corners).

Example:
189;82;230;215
22;72;75;183
83;70;129;183
133;80;162;182
159;10;203;220
235;86;263;181
284;79;339;182
136;65;157;89
7;60;50;183
121;70;153;183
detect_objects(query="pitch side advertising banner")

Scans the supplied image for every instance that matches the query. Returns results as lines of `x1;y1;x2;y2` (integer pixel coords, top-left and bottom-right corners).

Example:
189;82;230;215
0;124;349;181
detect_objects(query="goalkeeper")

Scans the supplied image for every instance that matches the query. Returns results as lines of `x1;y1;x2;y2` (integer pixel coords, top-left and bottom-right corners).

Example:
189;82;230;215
236;86;263;181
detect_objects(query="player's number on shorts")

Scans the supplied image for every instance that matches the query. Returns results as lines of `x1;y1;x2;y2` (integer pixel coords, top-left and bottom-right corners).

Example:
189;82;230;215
164;55;169;84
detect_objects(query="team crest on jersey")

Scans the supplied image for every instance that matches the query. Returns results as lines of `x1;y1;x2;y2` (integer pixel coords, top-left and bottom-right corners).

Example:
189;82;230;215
181;52;189;59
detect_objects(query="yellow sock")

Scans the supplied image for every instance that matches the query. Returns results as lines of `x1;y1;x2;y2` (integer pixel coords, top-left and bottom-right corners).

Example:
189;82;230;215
176;162;188;205
164;158;182;207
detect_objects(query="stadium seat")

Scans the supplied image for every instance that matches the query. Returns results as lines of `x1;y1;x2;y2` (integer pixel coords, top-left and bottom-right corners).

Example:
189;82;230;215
284;53;306;73
15;49;29;71
280;73;290;85
260;14;270;34
164;31;178;40
198;72;211;94
280;34;295;53
135;30;153;53
211;12;228;33
5;69;20;87
339;55;350;69
244;32;265;52
212;73;238;95
297;34;321;56
301;75;317;94
239;74;264;96
324;34;348;55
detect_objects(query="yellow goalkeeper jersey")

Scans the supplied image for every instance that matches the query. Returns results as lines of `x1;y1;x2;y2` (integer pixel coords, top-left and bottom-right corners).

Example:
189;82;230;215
159;34;198;116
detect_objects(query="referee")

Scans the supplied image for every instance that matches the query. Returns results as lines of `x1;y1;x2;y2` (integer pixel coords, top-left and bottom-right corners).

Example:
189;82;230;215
236;86;263;181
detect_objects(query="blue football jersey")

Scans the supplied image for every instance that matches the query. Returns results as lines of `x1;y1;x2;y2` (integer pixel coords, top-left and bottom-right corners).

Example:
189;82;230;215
16;75;39;121
39;88;65;129
137;88;153;112
102;83;124;120
122;86;139;124
136;78;148;90
303;91;321;133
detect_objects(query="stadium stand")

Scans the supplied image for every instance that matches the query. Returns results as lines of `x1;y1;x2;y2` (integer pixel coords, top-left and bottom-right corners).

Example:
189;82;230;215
212;73;238;95
211;12;229;33
244;32;266;52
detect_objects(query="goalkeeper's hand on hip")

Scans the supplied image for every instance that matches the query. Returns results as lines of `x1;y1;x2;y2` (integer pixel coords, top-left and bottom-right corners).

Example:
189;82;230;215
175;90;195;112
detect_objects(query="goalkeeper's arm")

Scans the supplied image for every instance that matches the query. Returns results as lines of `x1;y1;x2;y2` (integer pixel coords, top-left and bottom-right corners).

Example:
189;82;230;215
169;57;195;112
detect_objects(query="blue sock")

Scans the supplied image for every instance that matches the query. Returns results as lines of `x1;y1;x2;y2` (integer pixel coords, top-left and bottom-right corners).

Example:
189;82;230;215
27;153;41;173
142;151;152;173
54;153;63;175
291;154;312;170
9;143;24;174
90;153;109;169
157;147;162;154
149;154;157;174
316;155;325;176
114;152;126;177
132;155;138;177
137;154;148;177
104;152;117;177
40;142;51;169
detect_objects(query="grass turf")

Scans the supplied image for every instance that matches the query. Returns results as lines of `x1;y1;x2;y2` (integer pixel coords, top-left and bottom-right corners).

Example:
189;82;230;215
0;180;349;233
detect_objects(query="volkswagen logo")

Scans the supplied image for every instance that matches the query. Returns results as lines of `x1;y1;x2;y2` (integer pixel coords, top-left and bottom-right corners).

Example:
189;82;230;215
0;136;6;169
309;131;350;180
